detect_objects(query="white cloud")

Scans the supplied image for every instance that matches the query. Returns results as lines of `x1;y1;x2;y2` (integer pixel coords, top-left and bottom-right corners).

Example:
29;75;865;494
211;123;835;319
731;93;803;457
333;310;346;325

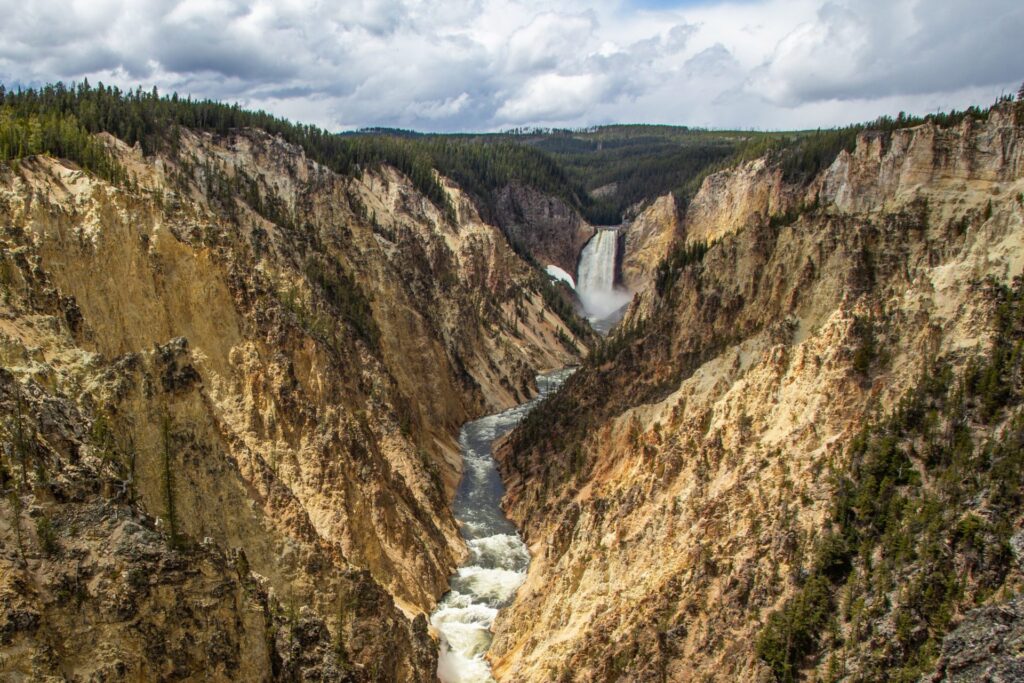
406;92;473;120
497;72;608;122
0;0;1019;131
503;12;596;74
748;0;1024;106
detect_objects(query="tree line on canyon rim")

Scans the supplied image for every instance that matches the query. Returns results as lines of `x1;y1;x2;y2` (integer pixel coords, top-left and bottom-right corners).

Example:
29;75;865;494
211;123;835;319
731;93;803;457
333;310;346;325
3;81;1019;229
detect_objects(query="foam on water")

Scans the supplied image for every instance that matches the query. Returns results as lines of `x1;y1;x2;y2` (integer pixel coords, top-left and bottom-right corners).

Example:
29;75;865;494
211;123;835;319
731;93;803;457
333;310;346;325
468;534;530;570
451;565;526;606
431;368;574;683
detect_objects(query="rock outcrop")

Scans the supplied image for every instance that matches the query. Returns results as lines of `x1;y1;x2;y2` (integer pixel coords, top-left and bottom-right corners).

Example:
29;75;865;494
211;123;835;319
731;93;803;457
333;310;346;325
620;193;680;292
924;597;1024;683
683;156;795;245
0;127;582;680
491;104;1024;681
494;183;595;277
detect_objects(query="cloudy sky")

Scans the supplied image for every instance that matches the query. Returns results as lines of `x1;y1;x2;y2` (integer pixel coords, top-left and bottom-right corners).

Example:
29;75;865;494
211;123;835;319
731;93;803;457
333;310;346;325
1;0;1021;132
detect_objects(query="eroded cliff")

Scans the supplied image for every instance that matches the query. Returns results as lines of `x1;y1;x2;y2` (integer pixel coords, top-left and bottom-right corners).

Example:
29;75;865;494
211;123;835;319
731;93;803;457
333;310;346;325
621;193;681;293
0;127;582;680
494;184;596;278
492;103;1024;681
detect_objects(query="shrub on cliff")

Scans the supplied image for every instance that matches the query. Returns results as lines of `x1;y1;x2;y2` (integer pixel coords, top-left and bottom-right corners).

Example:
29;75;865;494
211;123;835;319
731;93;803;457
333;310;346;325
756;575;834;682
756;275;1024;681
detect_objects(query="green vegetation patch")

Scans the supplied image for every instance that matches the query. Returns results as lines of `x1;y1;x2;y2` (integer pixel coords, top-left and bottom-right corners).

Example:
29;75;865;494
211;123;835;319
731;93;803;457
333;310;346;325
756;275;1024;681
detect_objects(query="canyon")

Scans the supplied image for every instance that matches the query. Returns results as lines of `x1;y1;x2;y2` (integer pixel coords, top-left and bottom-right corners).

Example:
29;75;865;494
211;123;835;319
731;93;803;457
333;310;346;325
1;91;1023;683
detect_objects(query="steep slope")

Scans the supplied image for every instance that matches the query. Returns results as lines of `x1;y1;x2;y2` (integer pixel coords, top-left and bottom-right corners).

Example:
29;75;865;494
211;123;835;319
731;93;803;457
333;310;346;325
491;103;1024;681
620;193;681;293
0;126;582;680
494;183;596;278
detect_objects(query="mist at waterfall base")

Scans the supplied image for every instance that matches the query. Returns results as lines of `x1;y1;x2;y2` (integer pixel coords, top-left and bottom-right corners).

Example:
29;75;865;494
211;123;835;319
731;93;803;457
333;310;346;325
576;229;632;331
431;369;575;683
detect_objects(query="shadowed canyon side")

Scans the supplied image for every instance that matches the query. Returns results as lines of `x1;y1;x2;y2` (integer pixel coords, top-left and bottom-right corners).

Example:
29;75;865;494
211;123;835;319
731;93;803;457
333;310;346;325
491;102;1024;681
0;126;585;680
494;184;596;278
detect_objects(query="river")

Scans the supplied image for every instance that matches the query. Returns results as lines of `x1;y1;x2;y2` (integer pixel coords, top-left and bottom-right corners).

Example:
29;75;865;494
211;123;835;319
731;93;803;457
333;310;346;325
430;368;575;682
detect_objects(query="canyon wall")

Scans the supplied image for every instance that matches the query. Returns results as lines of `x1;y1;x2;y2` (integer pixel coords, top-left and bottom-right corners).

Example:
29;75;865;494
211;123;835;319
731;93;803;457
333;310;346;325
492;104;1024;681
620;193;681;293
494;184;596;278
0;128;582;680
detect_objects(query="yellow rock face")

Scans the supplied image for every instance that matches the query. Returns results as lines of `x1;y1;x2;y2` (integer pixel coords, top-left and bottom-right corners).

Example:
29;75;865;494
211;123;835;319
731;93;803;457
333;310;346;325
0;127;581;680
490;104;1024;681
621;193;681;293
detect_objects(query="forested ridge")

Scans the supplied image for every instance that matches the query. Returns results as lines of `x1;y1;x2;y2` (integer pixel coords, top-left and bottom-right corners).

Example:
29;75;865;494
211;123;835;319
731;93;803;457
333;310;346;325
0;81;455;216
0;81;591;225
2;81;1018;229
351;125;762;223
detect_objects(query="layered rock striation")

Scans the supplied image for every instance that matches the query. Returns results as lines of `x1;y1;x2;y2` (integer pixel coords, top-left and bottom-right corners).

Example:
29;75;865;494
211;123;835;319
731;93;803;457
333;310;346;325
0;127;582;680
492;104;1024;681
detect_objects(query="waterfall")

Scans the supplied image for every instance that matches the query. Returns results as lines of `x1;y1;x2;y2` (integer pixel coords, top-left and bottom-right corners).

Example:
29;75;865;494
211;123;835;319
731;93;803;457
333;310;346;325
577;229;632;322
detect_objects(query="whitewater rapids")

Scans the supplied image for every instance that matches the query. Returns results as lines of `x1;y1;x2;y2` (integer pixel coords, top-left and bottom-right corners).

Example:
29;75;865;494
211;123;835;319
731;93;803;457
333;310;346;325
431;368;574;683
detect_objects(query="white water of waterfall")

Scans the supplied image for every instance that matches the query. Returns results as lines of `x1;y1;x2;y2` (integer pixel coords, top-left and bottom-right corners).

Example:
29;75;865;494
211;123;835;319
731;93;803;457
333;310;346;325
576;229;632;327
431;369;575;683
